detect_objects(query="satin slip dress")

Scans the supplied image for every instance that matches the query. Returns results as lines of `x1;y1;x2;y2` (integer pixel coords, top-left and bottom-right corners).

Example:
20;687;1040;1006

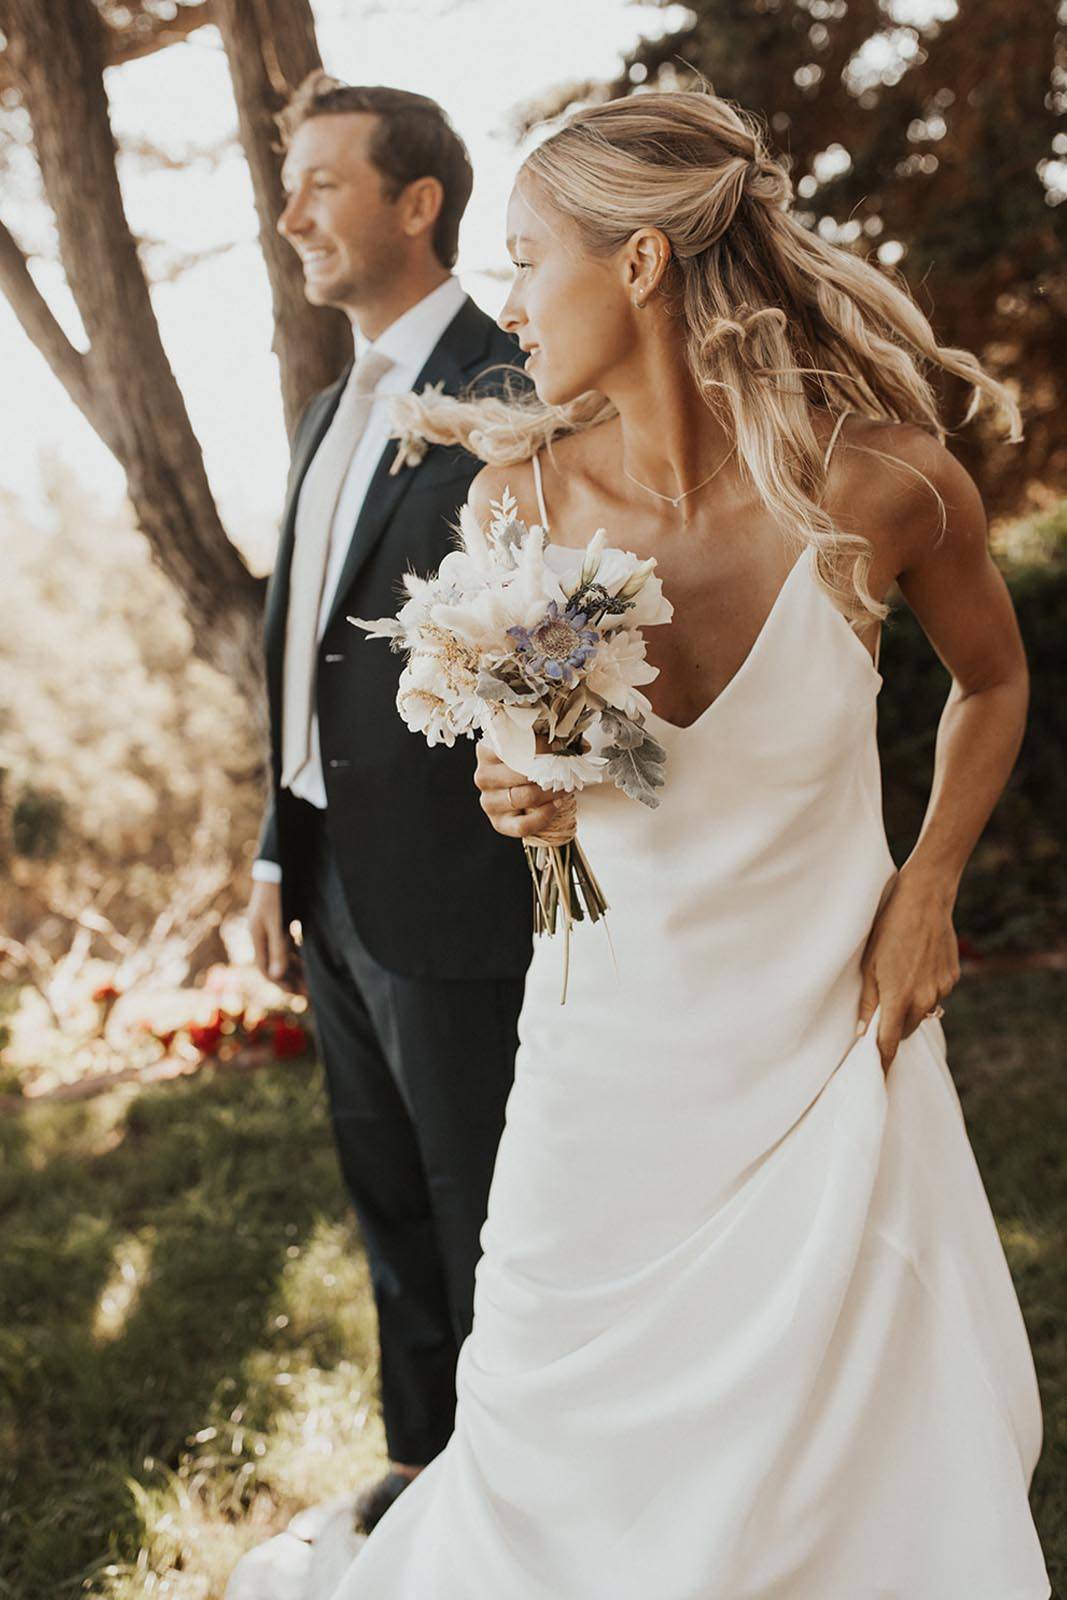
328;412;1049;1600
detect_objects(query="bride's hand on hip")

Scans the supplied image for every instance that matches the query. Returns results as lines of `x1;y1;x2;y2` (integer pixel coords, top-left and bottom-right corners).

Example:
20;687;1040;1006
474;740;562;839
856;868;961;1073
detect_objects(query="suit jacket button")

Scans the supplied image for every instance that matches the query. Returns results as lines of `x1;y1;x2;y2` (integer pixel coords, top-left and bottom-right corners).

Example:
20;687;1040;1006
324;653;345;663
328;759;349;770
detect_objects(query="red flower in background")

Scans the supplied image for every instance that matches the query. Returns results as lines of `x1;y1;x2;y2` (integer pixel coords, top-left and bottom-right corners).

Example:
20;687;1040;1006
187;1010;225;1056
271;1018;309;1059
128;1004;308;1063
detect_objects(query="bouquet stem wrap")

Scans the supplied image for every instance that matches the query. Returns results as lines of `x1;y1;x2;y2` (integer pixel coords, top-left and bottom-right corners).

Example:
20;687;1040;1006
523;794;609;1004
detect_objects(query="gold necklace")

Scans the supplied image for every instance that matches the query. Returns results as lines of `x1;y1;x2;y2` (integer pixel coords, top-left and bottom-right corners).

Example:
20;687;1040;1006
623;445;736;508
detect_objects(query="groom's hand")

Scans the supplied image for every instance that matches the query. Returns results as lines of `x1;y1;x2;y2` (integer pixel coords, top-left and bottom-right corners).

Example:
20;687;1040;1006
248;878;299;988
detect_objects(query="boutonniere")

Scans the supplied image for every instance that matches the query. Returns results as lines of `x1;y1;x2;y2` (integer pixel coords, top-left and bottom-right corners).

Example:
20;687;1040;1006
388;381;444;476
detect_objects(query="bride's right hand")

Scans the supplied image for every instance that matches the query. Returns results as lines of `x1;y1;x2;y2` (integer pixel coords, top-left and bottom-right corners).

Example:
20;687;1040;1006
474;740;563;839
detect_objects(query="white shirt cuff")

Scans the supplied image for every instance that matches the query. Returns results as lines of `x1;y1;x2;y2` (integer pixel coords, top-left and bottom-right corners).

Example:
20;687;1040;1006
251;858;283;885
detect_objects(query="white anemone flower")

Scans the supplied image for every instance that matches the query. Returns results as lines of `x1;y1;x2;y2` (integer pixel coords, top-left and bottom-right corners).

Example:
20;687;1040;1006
544;542;673;631
484;705;609;791
430;565;567;650
585;629;659;719
525;749;609;792
396;664;456;746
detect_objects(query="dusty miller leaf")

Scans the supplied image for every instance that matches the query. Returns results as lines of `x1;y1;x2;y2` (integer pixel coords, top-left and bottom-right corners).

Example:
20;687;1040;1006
476;670;538;705
599;710;648;750
600;715;668;808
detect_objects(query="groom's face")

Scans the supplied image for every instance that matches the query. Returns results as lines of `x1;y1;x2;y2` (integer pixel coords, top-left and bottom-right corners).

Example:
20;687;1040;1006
279;113;405;313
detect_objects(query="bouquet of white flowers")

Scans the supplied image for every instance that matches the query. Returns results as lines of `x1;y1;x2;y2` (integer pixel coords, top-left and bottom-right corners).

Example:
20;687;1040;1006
349;488;673;998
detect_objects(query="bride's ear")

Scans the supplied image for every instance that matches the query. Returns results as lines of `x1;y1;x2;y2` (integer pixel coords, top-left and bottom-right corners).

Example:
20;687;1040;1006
624;228;672;309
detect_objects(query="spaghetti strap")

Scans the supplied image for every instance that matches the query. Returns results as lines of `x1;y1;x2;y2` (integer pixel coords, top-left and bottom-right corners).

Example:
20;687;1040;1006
823;410;852;471
531;450;551;530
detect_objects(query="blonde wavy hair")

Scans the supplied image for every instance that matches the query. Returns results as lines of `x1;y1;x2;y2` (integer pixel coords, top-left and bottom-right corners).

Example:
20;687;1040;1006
396;88;1021;625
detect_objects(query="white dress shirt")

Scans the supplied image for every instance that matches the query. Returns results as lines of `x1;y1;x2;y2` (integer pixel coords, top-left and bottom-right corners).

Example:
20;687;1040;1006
253;274;468;884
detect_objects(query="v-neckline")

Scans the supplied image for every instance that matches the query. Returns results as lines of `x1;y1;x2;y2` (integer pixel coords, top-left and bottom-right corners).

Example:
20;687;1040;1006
642;545;812;735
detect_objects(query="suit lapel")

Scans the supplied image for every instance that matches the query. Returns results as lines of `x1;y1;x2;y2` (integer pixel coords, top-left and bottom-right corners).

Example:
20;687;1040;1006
321;296;491;635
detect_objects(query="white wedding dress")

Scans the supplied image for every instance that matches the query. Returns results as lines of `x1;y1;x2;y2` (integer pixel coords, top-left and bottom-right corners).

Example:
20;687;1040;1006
236;428;1050;1599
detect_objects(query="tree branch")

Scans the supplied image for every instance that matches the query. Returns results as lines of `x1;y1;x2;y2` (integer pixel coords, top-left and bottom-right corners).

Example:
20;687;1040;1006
0;214;108;438
104;0;217;69
0;1;216;97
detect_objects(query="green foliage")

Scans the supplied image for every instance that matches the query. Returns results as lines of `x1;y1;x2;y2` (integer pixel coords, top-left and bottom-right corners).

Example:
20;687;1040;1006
10;785;65;860
574;0;1067;515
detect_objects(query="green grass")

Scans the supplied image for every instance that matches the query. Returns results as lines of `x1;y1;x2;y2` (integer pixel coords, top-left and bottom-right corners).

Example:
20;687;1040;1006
0;977;1063;1597
0;1061;385;1599
945;971;1067;1586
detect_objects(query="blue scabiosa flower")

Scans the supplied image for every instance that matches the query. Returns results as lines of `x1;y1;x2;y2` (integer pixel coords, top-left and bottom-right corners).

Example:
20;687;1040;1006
507;602;600;687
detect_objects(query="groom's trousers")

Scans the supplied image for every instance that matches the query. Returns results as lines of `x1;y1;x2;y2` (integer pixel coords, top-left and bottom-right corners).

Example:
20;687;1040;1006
296;802;524;1466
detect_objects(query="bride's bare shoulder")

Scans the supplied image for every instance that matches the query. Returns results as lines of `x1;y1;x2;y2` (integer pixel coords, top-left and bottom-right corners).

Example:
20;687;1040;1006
467;419;619;527
466;459;538;526
824;412;979;577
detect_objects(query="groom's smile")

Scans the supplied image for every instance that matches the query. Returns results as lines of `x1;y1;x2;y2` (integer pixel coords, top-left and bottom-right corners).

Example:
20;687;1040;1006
299;245;340;282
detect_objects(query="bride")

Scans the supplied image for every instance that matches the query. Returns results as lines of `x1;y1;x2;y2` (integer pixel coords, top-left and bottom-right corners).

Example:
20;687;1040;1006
252;88;1050;1598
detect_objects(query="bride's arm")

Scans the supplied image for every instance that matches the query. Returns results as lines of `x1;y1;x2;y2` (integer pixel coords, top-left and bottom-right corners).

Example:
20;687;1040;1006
853;428;1029;1069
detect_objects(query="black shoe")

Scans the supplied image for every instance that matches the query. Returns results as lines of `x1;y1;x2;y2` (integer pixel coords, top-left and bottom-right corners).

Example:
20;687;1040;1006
352;1470;415;1535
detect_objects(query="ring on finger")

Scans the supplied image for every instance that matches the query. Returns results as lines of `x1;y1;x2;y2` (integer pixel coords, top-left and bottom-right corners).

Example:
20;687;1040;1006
508;785;521;811
924;1004;945;1020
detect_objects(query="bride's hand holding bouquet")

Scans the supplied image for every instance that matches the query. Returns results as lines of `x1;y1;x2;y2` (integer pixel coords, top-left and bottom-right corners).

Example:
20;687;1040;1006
473;736;569;844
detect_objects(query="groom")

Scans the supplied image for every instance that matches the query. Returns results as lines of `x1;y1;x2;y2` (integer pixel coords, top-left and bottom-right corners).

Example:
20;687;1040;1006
248;74;532;1530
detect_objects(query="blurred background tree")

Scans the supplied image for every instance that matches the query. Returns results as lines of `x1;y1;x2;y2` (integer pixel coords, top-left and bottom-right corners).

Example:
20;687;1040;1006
0;465;262;981
520;0;1066;517
0;0;351;710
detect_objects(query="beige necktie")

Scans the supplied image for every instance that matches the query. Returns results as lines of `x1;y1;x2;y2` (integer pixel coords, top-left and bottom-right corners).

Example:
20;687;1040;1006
281;347;395;790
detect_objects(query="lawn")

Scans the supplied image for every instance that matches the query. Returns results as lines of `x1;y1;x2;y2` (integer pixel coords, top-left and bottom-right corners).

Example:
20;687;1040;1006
0;970;1063;1598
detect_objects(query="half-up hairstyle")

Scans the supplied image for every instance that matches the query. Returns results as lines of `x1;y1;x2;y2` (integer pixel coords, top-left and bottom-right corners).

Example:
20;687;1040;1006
394;88;1021;625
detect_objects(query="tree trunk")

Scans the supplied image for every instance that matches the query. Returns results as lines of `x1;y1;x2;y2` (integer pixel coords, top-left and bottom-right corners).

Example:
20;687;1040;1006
213;0;353;436
2;0;273;714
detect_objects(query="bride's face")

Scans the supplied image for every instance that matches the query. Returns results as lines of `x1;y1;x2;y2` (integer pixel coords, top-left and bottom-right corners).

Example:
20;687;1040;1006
499;179;638;406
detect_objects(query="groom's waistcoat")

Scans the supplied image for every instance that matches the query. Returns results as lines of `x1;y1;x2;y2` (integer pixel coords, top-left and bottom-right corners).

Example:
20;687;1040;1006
261;296;533;981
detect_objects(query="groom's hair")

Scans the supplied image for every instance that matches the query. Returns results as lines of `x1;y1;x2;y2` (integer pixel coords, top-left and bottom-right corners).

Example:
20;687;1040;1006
278;73;473;269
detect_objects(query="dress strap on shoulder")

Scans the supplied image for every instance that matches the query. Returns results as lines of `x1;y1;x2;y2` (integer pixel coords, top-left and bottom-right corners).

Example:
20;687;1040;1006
531;449;551;530
823;410;853;471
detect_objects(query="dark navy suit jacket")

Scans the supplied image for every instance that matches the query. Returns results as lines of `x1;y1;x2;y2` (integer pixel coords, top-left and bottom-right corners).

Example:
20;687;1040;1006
259;295;533;980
